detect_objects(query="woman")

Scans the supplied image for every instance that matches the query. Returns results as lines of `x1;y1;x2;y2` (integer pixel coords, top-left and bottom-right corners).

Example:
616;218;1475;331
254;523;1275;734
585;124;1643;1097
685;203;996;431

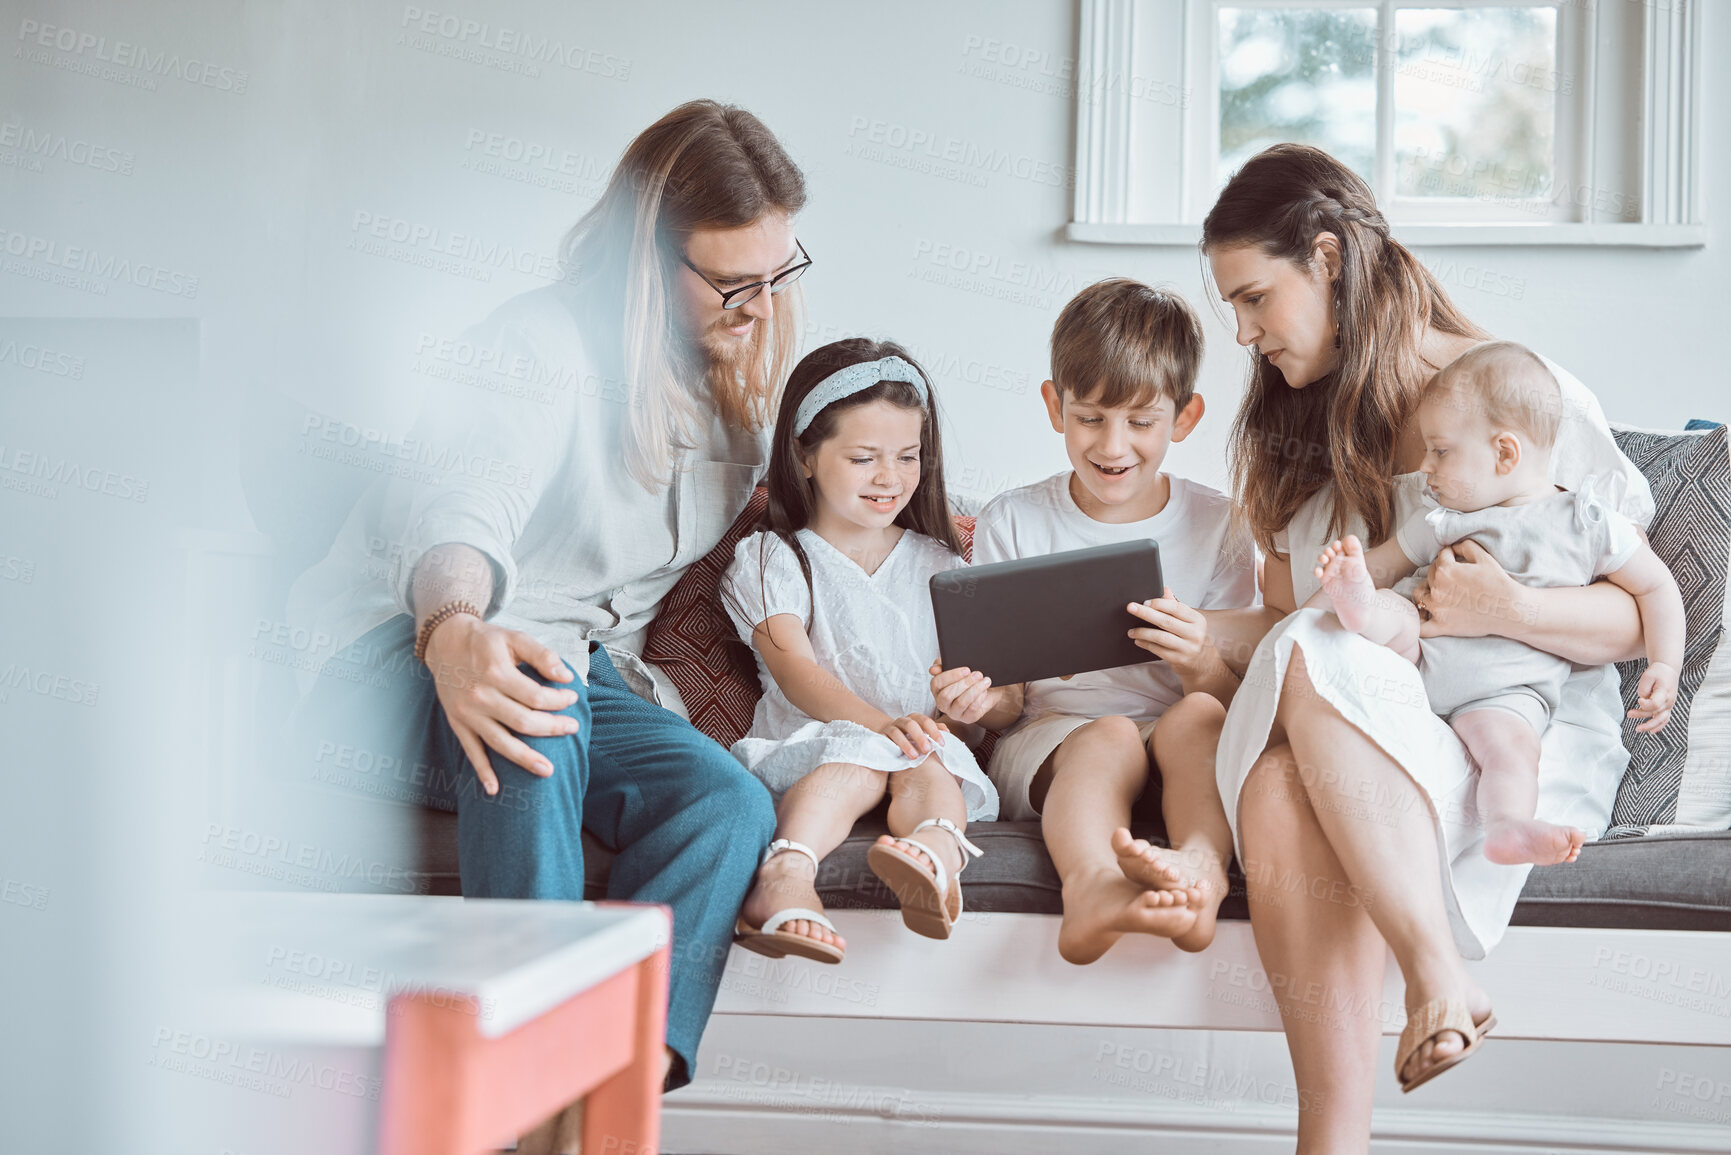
1187;145;1651;1152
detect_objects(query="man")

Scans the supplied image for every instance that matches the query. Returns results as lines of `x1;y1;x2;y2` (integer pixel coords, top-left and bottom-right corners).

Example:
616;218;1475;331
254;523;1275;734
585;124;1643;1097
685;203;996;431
289;100;810;1147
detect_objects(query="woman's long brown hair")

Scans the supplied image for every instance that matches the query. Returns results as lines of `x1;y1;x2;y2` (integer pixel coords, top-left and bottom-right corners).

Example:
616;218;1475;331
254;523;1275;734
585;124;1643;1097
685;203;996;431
758;338;965;619
1202;144;1488;552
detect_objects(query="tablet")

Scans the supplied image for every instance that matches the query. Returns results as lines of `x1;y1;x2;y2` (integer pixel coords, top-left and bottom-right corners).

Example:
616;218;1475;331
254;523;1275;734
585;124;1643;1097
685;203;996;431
929;540;1165;685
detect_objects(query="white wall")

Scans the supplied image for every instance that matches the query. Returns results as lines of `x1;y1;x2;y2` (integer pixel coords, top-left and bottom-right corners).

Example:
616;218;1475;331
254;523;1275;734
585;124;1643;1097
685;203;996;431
7;0;1720;516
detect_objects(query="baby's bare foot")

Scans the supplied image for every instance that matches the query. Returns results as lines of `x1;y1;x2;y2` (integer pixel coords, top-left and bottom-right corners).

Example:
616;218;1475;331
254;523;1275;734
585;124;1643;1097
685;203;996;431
1316;535;1378;635
1484;819;1586;865
1058;866;1200;965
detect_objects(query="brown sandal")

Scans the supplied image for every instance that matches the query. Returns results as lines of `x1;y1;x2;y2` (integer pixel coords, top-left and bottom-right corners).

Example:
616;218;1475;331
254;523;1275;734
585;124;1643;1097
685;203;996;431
1396;998;1496;1093
866;818;983;940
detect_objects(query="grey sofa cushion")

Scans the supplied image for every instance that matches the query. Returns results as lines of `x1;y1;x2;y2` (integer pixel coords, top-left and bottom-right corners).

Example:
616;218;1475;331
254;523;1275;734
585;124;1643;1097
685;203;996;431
405;809;1731;932
1607;424;1731;836
1502;829;1731;931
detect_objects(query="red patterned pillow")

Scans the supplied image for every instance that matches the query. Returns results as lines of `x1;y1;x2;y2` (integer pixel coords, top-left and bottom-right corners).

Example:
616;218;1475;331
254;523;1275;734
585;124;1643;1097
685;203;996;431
644;488;770;745
644;489;983;750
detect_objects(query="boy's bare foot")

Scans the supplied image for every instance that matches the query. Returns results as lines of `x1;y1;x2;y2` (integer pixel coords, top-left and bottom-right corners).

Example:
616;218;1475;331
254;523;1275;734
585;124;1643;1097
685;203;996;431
1484;818;1586;865
1057;866;1200;965
1316;535;1377;634
1170;888;1225;953
1110;829;1230;952
1171;858;1231;954
740;850;845;951
1110;827;1189;892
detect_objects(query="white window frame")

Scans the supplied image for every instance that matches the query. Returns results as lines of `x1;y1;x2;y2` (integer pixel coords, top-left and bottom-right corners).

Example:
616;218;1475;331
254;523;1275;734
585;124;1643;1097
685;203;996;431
1376;1;1584;225
1069;0;1704;247
1185;0;1587;226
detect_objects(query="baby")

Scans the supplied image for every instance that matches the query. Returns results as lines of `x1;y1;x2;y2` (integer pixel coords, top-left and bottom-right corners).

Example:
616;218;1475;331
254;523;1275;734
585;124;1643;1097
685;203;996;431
1313;341;1684;866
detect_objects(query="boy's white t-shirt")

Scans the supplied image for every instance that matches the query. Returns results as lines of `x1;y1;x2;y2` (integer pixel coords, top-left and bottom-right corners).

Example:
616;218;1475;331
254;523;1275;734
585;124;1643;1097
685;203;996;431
973;472;1259;723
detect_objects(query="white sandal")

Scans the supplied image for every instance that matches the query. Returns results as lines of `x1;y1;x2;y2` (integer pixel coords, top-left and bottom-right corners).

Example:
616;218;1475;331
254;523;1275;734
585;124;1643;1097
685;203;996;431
866;818;984;940
733;839;845;964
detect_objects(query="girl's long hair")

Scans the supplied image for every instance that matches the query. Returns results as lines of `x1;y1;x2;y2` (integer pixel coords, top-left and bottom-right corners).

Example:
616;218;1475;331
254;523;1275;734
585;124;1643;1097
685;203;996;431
760;339;965;616
560;99;806;491
1202;144;1488;551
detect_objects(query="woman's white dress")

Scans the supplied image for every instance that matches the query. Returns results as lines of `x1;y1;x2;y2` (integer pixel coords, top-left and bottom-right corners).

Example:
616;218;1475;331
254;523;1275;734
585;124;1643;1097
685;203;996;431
720;527;1000;822
1216;357;1654;957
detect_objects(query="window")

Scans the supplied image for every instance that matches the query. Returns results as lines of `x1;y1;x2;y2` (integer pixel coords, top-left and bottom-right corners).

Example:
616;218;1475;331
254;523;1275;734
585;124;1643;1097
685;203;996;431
1070;0;1703;246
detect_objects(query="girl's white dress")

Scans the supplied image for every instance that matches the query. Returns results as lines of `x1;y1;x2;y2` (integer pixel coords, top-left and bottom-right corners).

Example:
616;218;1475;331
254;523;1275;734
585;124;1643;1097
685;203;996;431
1215;357;1654;958
719;527;1000;822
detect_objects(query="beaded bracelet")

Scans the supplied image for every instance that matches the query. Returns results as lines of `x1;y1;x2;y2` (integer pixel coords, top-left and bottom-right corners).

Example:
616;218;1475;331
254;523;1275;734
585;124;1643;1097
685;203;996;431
414;600;482;664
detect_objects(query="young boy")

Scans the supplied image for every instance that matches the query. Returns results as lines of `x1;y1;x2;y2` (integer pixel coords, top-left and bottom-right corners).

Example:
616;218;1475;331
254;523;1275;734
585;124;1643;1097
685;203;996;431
931;278;1257;964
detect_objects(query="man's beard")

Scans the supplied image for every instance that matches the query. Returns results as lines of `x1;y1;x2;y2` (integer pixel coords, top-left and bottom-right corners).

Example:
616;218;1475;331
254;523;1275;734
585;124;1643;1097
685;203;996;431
692;314;770;425
696;313;764;375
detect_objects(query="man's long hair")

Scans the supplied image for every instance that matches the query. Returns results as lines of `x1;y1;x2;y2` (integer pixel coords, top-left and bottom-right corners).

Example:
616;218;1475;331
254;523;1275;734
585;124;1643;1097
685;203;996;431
560;100;806;491
1203;144;1488;552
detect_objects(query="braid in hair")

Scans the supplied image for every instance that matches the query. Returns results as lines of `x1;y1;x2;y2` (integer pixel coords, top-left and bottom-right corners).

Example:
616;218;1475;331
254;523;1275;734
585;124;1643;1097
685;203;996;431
1204;144;1489;553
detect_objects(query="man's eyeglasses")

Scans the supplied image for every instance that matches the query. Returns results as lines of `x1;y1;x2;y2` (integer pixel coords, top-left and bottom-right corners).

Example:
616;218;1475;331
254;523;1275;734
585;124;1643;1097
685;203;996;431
680;240;812;310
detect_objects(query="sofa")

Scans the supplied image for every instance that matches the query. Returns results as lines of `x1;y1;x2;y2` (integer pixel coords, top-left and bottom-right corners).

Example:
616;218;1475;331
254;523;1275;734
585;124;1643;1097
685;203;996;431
383;423;1731;1153
401;496;1731;935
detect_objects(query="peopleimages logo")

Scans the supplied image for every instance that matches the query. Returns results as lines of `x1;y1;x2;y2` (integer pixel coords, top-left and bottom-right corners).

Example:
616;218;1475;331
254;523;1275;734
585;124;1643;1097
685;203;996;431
845;116;1073;189
0;120;134;175
348;210;569;285
0;338;83;379
908;237;1088;311
299;414;537;490
0;226;199;298
15;19;249;93
413;332;635;405
0;662;100;707
199;824;420;895
149;1027;383;1100
397;7;631;80
0;443;149;502
459;129;607;197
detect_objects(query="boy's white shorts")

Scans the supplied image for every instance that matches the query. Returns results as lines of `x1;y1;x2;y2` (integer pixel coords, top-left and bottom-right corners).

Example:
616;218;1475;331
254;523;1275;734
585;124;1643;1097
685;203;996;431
987;712;1160;822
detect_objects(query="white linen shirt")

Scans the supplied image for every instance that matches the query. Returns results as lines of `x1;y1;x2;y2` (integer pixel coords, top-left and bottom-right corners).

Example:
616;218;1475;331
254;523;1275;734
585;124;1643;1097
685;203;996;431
287;286;770;702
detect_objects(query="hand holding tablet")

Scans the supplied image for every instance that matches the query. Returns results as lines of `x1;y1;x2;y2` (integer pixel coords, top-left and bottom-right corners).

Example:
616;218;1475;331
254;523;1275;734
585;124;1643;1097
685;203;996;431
929;540;1166;685
1122;589;1213;675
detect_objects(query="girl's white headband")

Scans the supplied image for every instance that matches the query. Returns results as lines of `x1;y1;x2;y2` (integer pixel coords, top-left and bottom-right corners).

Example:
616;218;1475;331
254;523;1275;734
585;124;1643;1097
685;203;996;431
791;356;928;437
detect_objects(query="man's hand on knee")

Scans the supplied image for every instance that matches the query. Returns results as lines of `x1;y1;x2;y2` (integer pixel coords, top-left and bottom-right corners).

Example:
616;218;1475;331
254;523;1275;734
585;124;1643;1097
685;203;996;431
424;615;580;795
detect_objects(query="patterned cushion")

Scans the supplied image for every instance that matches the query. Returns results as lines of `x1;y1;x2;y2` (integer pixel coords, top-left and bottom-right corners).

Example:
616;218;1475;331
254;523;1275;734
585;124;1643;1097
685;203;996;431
642;489;770;747
1606;425;1731;837
643;488;983;751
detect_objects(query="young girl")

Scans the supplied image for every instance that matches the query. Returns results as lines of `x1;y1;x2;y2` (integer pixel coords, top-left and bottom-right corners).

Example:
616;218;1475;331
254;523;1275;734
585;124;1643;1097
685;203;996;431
721;339;1002;964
